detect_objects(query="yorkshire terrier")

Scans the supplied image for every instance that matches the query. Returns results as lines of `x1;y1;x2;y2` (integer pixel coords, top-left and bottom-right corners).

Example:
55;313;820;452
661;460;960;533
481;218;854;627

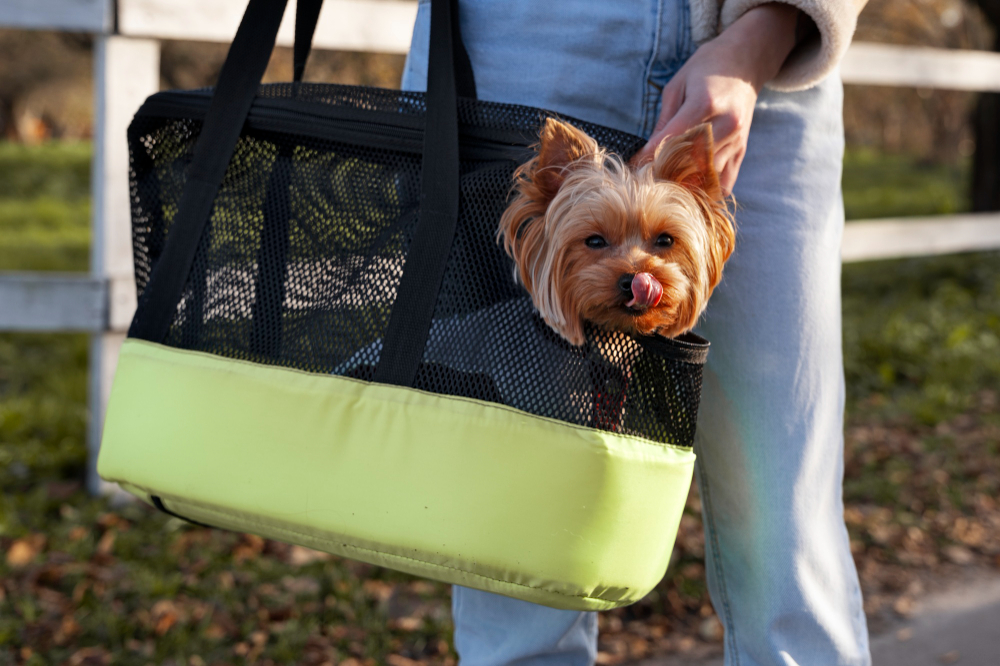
499;118;736;346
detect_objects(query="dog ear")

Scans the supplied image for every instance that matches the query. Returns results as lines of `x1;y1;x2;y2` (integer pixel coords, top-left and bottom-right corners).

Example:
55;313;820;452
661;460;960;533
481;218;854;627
703;204;736;293
497;197;586;346
652;123;723;202
497;119;598;256
652;124;734;329
530;118;601;204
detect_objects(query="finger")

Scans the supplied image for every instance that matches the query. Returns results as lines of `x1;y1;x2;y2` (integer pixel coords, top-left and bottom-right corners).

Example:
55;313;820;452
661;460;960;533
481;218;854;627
633;79;687;165
656;97;710;146
634;97;707;165
718;146;746;194
652;77;686;137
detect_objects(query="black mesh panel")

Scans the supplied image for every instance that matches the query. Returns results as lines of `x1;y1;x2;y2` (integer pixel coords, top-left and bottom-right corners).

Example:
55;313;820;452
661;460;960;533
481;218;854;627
127;83;708;448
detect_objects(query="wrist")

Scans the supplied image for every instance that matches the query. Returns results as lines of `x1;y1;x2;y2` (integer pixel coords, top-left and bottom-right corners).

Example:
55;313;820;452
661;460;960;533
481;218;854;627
715;3;800;90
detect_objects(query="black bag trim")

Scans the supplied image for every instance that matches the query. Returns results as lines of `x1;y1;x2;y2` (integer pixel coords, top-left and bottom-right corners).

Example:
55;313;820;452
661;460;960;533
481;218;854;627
636;332;710;365
151;495;218;530
131;90;535;162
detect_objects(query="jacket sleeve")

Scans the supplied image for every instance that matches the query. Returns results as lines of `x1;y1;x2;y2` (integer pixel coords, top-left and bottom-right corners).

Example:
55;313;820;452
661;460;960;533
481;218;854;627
715;0;869;92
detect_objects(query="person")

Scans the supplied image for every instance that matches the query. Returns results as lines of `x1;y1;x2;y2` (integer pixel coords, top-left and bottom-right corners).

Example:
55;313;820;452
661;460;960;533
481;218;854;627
402;0;872;663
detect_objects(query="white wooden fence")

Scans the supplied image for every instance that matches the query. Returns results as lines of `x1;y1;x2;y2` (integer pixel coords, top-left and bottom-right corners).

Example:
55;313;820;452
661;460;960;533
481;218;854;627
2;0;1000;495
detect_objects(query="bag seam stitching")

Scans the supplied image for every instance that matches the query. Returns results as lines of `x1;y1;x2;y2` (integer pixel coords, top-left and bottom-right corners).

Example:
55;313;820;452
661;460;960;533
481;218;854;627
138;491;626;604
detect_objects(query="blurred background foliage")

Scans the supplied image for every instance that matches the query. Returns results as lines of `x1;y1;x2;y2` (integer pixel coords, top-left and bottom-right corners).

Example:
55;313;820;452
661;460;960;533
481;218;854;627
1;0;999;663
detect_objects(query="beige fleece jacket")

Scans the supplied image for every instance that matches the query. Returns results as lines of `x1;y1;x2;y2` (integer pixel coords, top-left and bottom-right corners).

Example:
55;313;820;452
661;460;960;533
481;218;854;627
690;0;869;91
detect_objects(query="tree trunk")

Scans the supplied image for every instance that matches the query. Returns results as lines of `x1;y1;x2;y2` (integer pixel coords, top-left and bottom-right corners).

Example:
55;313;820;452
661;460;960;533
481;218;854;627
972;0;1000;211
0;96;17;140
973;91;1000;210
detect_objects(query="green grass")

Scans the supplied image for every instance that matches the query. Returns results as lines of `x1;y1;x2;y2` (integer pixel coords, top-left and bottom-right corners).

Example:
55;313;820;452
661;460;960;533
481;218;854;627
843;251;1000;423
843;148;970;220
1;141;998;663
0;142;91;272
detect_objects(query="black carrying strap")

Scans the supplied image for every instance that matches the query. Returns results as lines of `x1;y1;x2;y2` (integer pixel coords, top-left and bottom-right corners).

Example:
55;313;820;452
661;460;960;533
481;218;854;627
293;0;323;82
372;0;464;385
132;0;476;345
131;0;291;341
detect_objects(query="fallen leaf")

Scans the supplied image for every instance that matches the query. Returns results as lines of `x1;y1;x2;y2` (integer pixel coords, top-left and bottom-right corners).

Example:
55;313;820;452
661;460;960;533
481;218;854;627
54;615;81;645
392;617;423;632
46;480;81;500
288;544;332;566
232;534;266;563
204;623;227;640
939;650;960;664
96;513;122;529
67;646;111;666
943;545;974;565
362;579;394;603
154;611;178;635
218;570;235;590
151;599;181;635
96;530;116;556
893;596;915;617
5;534;45;567
386;656;420;666
281;575;320;596
698;616;724;642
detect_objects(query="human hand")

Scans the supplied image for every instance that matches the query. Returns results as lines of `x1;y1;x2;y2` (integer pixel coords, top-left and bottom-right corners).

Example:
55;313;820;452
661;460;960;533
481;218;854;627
632;3;801;193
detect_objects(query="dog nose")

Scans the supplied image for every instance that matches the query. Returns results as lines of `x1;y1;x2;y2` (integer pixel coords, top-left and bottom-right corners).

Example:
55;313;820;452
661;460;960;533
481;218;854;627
618;274;634;293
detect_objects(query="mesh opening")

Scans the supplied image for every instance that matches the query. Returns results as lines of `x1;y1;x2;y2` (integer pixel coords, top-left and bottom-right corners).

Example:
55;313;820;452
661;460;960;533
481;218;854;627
128;83;707;447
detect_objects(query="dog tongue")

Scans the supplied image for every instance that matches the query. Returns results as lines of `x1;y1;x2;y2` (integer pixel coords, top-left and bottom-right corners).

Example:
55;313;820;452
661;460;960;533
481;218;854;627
626;272;663;309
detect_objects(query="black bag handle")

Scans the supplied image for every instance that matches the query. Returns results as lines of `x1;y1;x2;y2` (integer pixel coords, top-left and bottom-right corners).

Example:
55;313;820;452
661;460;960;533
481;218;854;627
371;0;466;386
292;0;477;99
132;0;476;362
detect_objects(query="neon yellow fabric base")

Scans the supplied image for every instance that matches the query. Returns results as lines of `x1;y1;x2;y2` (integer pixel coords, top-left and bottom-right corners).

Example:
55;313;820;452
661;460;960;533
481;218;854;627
98;340;695;611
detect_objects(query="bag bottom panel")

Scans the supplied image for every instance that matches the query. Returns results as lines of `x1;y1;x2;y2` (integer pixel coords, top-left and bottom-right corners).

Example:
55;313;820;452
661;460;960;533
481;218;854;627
98;340;696;610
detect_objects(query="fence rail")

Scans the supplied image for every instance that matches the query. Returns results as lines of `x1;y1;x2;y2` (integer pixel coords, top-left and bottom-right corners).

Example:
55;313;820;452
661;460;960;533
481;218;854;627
2;0;1000;495
841;42;1000;92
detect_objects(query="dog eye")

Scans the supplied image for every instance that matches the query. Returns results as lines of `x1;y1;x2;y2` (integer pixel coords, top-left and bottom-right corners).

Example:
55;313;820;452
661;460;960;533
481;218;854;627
655;233;674;248
585;235;608;249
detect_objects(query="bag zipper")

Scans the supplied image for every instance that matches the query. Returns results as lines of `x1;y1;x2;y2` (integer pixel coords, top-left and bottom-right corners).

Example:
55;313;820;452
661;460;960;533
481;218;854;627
135;89;534;162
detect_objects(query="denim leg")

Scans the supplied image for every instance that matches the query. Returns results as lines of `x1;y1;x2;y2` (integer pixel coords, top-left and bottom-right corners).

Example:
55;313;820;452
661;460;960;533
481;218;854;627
451;586;598;666
691;75;872;666
402;0;663;136
401;1;870;664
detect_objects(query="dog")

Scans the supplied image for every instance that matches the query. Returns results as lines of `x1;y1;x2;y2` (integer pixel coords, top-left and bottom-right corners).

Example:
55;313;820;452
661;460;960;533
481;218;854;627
498;118;735;345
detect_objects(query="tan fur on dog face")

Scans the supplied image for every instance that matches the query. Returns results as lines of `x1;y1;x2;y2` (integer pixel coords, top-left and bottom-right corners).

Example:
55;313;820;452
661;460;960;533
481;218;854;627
499;119;735;345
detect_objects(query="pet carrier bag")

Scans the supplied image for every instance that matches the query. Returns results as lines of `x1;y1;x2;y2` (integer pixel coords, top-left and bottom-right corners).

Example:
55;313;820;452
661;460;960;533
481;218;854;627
96;0;709;610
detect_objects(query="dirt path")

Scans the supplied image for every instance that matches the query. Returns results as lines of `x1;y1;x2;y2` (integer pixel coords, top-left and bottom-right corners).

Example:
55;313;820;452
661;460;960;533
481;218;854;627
869;572;1000;666
634;571;1000;666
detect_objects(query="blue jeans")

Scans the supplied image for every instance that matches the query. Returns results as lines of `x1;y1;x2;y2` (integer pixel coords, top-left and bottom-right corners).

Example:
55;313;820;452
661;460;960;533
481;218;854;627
403;1;871;664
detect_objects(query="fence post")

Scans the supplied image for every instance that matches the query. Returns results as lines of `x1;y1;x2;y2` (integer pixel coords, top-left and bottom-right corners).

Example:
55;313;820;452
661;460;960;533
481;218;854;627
87;34;160;496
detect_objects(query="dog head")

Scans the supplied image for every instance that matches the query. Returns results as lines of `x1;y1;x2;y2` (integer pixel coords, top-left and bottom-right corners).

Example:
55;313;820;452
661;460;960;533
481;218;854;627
498;118;735;345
